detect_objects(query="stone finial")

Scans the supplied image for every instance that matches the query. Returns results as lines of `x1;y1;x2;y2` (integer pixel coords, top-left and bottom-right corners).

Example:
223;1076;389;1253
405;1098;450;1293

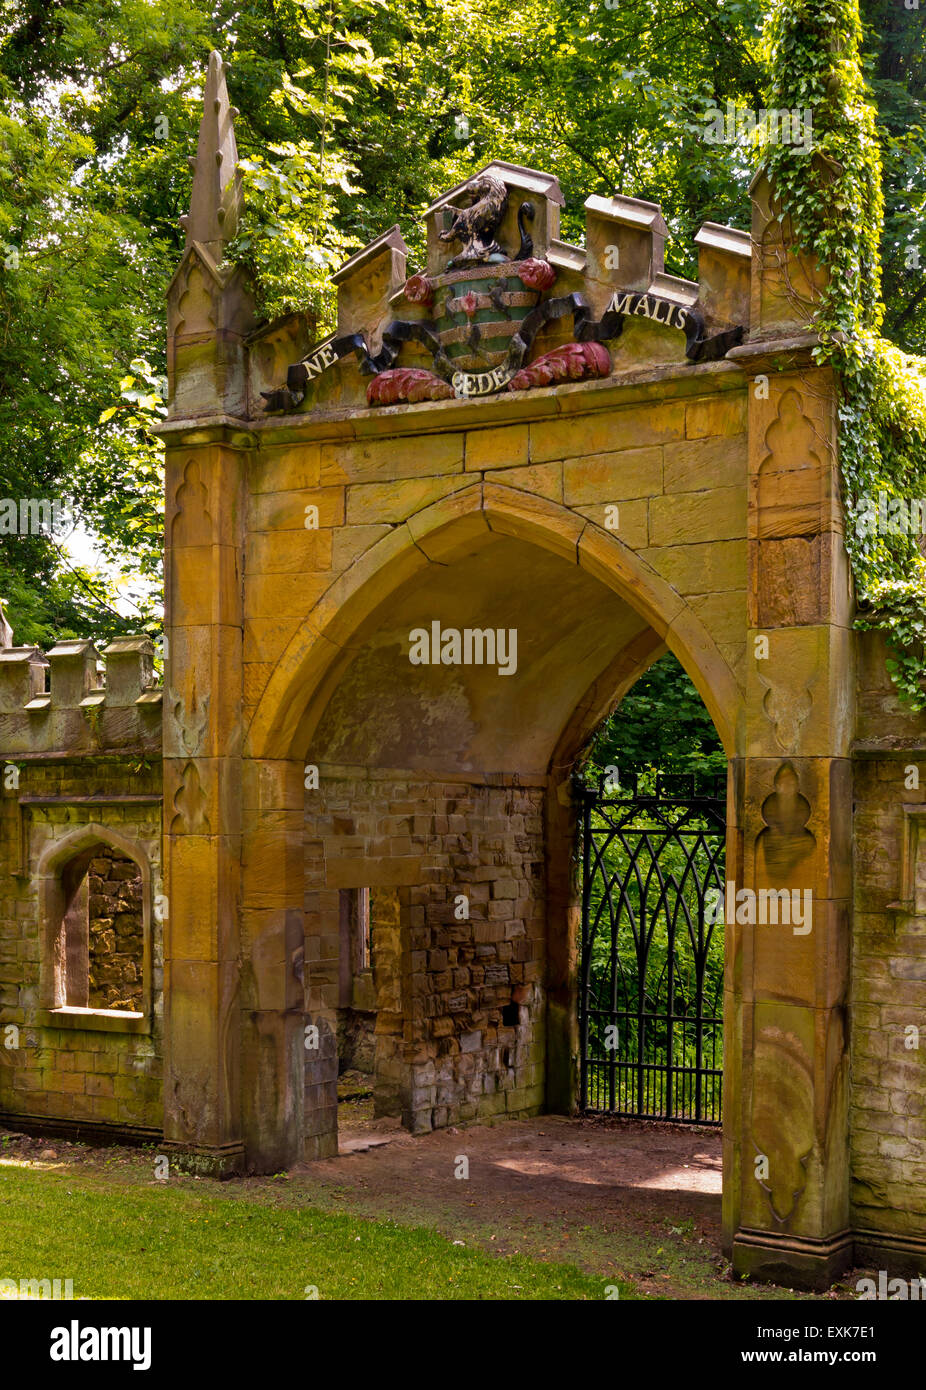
46;639;102;707
0;646;47;710
0;597;12;648
584;194;669;293
180;50;242;258
694;222;752;330
102;635;156;706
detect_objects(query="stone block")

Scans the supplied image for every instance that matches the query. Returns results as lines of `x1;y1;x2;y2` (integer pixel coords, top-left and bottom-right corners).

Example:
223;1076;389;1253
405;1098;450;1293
693;221;751;329
46;641;102;707
742;756;853;903
249;486;345;533
563;447;662;504
649;486;746;546
686;394;747;440
320;432;463;486
250;441;321;495
745;623;854;760
484;462;563;502
750;533;851;629
643;539;747;596
584;193;668;292
663;434;746;494
332;226;408;340
531;403;684;463
465;424;529;471
100;637;156;706
245;529;332;577
169;544;241;629
347;474;471;526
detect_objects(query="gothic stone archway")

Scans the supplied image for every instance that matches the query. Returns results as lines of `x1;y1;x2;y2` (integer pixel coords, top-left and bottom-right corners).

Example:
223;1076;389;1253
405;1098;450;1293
152;54;924;1292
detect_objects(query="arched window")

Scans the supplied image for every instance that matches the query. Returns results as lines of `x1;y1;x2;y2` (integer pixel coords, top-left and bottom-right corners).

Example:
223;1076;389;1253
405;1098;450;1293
39;826;152;1032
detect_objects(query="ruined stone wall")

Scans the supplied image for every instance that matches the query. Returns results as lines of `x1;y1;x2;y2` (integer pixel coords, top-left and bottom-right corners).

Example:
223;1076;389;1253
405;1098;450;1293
0;758;163;1136
87;850;144;1012
305;772;545;1136
850;633;926;1260
0;635;164;1139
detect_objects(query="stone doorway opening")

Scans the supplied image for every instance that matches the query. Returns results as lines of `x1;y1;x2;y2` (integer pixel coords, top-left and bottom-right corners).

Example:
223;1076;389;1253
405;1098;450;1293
335;885;403;1139
297;514;738;1164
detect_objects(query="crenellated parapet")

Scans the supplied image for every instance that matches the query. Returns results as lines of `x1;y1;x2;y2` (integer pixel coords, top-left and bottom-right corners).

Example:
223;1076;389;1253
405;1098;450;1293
0;630;162;760
160;59;758;424
253;166;752;415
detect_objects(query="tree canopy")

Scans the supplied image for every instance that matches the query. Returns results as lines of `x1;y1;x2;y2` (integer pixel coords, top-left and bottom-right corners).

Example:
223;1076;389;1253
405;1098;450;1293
0;0;924;714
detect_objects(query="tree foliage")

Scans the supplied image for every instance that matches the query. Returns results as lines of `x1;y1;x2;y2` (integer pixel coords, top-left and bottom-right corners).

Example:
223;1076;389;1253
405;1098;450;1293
0;0;924;680
583;653;726;788
763;0;926;708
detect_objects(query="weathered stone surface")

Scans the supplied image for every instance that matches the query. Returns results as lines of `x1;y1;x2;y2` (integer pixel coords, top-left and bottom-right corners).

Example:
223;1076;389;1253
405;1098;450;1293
643;539;747;596
750;533;852;629
563;447;662;504
663;433;746;493
465;423;529;471
649;486;746;546
686;393;747;439
9;111;926;1294
87;850;144;1011
530;402;685;462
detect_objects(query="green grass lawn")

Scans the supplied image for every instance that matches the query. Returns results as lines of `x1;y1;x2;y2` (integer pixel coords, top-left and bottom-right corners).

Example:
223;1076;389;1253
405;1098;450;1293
0;1163;634;1300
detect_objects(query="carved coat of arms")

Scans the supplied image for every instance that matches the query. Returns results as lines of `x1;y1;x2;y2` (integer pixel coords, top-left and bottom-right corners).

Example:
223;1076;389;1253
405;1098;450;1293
261;166;743;412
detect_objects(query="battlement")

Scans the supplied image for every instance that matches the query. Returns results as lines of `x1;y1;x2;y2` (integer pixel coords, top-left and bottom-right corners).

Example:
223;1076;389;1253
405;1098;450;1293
159;57;762;422
0;629;162;760
243;176;753;416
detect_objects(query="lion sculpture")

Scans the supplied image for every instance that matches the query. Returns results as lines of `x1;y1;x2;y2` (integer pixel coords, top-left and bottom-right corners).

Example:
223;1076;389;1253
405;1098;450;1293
439;173;509;269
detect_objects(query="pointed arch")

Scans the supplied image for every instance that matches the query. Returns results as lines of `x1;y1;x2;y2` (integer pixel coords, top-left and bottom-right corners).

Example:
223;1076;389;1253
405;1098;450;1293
245;483;743;762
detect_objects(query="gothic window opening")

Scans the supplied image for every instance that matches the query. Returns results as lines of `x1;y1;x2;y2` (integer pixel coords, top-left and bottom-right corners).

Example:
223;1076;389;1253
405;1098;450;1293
54;845;145;1015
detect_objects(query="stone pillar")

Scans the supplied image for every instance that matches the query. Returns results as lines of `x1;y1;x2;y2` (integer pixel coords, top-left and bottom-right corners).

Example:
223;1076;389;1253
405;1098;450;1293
724;172;854;1285
239;757;307;1166
159;51;276;1175
160;422;251;1176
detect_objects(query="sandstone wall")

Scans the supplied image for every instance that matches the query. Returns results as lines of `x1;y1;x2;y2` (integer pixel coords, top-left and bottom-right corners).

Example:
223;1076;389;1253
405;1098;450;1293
241;369;749;757
305;772;545;1138
0;633;164;1138
851;633;926;1258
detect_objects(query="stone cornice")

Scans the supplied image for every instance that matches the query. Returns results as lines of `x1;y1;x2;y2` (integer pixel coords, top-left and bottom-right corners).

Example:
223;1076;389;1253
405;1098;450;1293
238;358;746;445
153;416;258;447
726;331;830;376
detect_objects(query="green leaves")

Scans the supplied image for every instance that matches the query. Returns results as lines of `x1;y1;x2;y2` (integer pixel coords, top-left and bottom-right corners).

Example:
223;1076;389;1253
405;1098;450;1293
585;654;726;786
759;0;926;706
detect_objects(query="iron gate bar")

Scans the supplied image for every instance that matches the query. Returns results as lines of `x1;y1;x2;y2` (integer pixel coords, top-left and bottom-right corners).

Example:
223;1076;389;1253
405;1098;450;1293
578;778;725;1124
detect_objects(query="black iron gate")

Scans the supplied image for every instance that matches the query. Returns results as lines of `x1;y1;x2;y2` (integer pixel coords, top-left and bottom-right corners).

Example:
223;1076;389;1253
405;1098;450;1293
578;773;726;1124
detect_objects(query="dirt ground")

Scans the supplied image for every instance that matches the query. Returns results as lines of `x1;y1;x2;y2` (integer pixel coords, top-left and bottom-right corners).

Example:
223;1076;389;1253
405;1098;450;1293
313;1098;862;1299
3;1108;869;1300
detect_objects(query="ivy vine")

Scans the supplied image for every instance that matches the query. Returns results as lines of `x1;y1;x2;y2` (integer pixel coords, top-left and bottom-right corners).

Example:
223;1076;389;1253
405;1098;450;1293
762;0;926;709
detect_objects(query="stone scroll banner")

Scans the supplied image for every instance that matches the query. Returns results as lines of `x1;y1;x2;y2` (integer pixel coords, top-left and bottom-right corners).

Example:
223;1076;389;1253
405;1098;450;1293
262;286;744;411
